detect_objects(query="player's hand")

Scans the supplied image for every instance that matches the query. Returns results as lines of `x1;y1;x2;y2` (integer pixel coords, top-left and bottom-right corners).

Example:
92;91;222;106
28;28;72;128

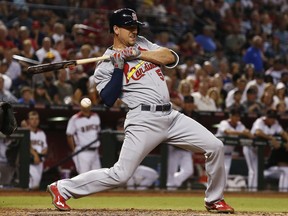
110;52;124;69
121;46;141;60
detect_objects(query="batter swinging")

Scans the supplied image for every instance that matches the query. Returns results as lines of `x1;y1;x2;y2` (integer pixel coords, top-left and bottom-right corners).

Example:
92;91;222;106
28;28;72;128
47;8;234;213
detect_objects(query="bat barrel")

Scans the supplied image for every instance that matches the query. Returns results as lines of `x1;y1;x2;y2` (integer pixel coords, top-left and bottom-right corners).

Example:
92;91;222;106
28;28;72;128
27;60;77;74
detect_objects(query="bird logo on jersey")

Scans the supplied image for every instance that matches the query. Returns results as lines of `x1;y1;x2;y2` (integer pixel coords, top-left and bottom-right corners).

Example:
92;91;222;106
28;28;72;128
124;62;164;82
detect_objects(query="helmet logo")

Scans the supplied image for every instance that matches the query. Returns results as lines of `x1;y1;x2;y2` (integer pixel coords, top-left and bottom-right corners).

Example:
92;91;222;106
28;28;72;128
132;13;137;21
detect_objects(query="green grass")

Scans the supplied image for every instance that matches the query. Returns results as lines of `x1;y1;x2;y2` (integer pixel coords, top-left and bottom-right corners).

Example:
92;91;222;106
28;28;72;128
1;195;288;212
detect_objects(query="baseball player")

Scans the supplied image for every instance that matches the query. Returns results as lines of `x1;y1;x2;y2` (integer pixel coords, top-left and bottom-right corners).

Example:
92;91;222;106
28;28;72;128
166;145;193;190
47;8;234;213
126;165;159;190
215;108;254;178
245;109;288;191
26;111;48;189
66;99;101;174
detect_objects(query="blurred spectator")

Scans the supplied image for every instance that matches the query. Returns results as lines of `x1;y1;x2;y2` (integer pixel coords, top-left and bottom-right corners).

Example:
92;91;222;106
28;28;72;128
0;74;17;103
207;87;224;111
181;95;197;117
3;49;22;81
195;25;217;54
264;36;286;61
192;82;217;111
42;71;61;105
275;101;287;114
177;56;199;79
242;87;263;115
225;76;247;108
18;86;35;105
0;24;15;49
33;83;52;105
51;22;65;44
178;32;203;61
72;76;95;105
243;63;255;82
18;25;38;52
280;72;288;91
17;39;39;70
77;44;96;76
178;79;193;101
260;91;275;114
242;72;265;102
86;33;100;55
265;56;287;84
155;31;179;52
8;7;33;29
0;60;12;91
54;69;73;105
209;47;228;73
224;23;246;62
273;20;288;54
35;37;62;63
226;89;246;113
243;35;265;74
216;60;233;92
273;82;288;109
165;76;182;109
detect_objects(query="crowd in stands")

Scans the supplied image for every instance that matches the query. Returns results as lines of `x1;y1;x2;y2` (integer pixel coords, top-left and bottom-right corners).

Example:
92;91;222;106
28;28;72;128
0;0;288;116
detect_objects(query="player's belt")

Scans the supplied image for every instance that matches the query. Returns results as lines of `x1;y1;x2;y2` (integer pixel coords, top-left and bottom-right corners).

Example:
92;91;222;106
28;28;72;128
141;104;171;112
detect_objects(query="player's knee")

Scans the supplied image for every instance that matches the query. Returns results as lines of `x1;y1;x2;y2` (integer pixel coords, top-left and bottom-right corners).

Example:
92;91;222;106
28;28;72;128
112;164;133;185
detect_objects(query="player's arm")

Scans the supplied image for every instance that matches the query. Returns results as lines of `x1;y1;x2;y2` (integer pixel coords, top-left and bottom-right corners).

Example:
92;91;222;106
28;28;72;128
139;47;178;66
254;129;280;148
280;130;288;150
30;147;41;164
224;129;254;138
67;135;76;151
99;53;124;107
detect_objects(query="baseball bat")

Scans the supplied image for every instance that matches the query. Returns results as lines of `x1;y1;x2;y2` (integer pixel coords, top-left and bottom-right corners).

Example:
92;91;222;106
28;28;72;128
26;55;110;74
12;55;40;65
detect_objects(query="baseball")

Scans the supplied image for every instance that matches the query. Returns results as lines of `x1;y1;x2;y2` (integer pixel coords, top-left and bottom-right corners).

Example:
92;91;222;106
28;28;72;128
80;98;92;108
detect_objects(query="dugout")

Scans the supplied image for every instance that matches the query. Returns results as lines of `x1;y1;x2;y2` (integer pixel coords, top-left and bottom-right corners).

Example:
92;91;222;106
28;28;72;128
10;104;287;191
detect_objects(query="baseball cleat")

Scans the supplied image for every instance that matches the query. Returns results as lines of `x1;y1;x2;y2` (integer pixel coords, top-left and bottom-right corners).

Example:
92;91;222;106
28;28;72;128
47;183;71;211
205;199;234;214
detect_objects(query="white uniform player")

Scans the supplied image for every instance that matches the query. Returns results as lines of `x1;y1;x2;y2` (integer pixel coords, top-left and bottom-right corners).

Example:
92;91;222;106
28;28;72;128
47;8;234;213
28;111;48;189
246;109;288;191
215;108;253;178
66;104;101;174
126;165;159;190
166;145;193;190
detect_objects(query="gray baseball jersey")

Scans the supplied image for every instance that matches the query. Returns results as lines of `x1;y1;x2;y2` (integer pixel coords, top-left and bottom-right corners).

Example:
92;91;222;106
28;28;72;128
56;35;226;204
95;36;170;109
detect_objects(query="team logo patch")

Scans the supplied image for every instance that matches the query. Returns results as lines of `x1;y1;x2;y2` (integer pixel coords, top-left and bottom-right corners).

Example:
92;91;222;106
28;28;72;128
132;13;137;21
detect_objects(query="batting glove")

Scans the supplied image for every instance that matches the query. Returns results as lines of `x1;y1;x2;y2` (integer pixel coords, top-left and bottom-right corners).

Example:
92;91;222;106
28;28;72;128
110;52;124;69
121;46;141;60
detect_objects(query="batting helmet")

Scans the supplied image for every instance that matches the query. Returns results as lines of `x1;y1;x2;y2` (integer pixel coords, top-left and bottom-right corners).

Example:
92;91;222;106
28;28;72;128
109;8;144;33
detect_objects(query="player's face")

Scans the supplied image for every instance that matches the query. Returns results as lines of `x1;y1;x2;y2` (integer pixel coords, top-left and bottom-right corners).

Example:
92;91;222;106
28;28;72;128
116;25;138;47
